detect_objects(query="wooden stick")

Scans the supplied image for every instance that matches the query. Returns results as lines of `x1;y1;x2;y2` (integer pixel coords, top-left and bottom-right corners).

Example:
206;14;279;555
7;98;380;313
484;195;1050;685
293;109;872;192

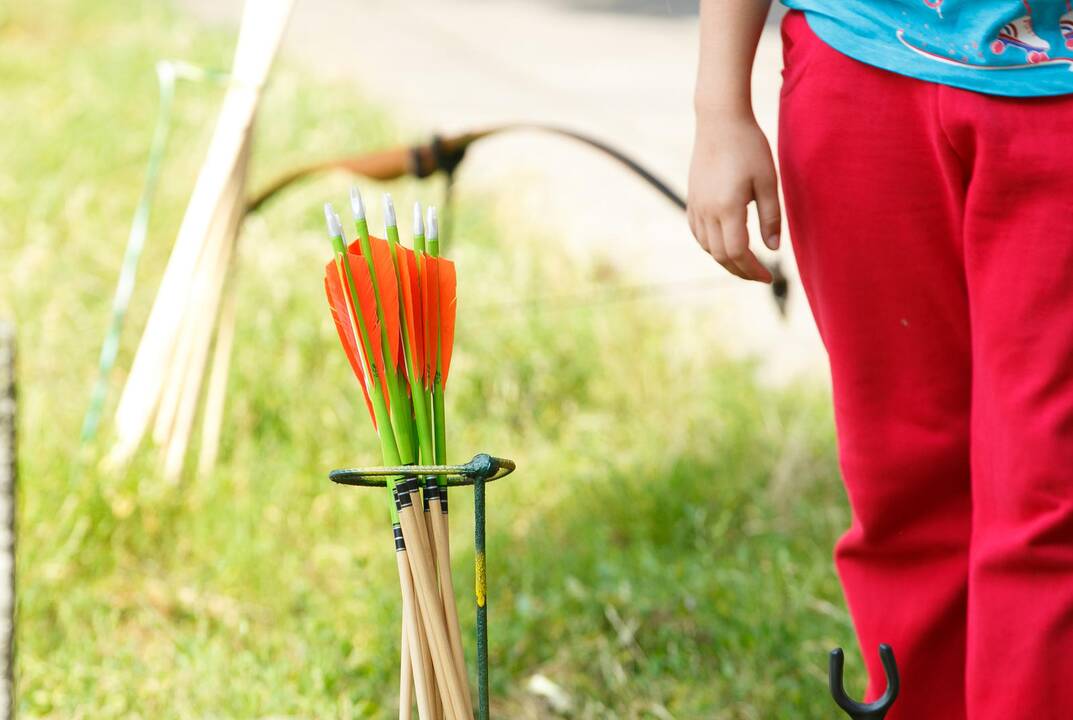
398;550;433;720
430;499;472;716
150;178;237;449
108;0;293;468
158;208;235;471
162;144;249;481
423;504;446;720
403;497;454;716
404;517;442;720
400;612;413;720
0;323;15;720
407;493;450;719
423;207;470;716
423;499;450;720
399;501;469;719
197;255;239;476
412;591;442;720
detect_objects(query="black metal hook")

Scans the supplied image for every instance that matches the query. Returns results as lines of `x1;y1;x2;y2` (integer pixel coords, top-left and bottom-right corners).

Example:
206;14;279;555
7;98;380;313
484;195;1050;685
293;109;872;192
829;644;899;719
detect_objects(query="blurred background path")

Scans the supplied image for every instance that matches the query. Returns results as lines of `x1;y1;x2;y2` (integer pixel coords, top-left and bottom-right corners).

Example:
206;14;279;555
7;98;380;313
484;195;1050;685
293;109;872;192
180;0;824;384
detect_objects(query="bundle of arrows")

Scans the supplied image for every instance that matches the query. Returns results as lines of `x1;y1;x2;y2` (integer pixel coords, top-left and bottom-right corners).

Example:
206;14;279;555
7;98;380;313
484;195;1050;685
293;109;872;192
323;188;468;719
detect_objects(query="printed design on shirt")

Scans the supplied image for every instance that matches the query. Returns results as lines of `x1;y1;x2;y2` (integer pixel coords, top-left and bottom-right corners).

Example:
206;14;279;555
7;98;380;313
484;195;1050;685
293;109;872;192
990;1;1049;62
922;0;943;18
1061;2;1073;50
897;0;1073;72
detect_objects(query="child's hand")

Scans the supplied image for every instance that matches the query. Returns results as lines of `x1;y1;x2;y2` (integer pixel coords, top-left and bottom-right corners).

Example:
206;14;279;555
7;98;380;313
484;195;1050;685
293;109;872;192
687;115;780;283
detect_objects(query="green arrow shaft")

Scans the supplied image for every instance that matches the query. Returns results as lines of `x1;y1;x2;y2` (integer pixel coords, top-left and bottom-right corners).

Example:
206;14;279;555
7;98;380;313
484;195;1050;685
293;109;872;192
412;223;436;462
354;215;416;464
386;223;436;466
428;228;449;480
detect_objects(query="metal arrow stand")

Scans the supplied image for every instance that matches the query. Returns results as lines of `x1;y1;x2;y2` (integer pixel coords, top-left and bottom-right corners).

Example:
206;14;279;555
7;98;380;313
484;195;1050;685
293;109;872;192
829;644;900;719
329;453;516;720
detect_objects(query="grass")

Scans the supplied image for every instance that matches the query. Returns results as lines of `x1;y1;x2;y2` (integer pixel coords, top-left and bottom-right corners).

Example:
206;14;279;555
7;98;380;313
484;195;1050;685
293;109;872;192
1;1;859;717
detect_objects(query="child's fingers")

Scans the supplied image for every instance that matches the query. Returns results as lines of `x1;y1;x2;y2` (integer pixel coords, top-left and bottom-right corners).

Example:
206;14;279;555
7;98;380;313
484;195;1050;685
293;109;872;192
688;200;743;278
742;251;768;285
753;173;782;251
718;211;754;280
704;218;746;279
688;207;712;259
720;209;772;283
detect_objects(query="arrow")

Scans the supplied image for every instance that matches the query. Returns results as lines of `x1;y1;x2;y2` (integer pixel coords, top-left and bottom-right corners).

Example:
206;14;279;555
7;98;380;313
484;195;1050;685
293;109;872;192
324;195;472;718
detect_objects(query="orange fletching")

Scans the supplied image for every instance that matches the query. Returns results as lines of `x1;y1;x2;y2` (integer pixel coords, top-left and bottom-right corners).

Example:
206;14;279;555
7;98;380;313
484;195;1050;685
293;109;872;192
324;263;375;425
397;246;424;382
367;236;402;372
410;254;426;384
407;249;425;381
421;256;441;387
344;252;390;398
437;258;457;387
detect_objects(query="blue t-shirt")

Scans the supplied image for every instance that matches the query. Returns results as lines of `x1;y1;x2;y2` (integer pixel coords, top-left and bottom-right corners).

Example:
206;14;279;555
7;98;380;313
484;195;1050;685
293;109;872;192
780;0;1073;96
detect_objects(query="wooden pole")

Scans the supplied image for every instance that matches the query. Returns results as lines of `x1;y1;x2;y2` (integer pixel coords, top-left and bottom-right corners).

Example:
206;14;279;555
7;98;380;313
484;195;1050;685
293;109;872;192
147;126;247;453
398;550;434;719
398;496;469;719
197;254;240;476
108;0;293;470
399;615;414;720
0;322;16;720
431;505;470;715
161;143;250;481
423;500;449;719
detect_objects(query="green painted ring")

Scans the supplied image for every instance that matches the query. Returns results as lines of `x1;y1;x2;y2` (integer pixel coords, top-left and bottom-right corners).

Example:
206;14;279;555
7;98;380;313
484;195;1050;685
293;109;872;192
329;453;515;487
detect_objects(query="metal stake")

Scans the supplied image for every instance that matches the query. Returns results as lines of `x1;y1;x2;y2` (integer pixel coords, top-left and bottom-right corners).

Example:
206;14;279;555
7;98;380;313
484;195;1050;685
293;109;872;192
0;322;16;720
474;472;488;720
829;644;899;720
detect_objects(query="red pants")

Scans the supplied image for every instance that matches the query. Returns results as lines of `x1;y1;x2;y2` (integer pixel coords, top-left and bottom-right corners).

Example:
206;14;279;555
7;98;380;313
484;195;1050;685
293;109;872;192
779;11;1073;720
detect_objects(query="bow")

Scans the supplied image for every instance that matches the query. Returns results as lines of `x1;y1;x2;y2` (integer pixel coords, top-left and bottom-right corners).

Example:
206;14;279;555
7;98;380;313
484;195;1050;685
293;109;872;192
247;123;789;314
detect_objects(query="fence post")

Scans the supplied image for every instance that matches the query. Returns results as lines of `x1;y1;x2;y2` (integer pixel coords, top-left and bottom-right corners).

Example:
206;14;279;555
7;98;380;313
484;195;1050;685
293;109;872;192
0;322;16;720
